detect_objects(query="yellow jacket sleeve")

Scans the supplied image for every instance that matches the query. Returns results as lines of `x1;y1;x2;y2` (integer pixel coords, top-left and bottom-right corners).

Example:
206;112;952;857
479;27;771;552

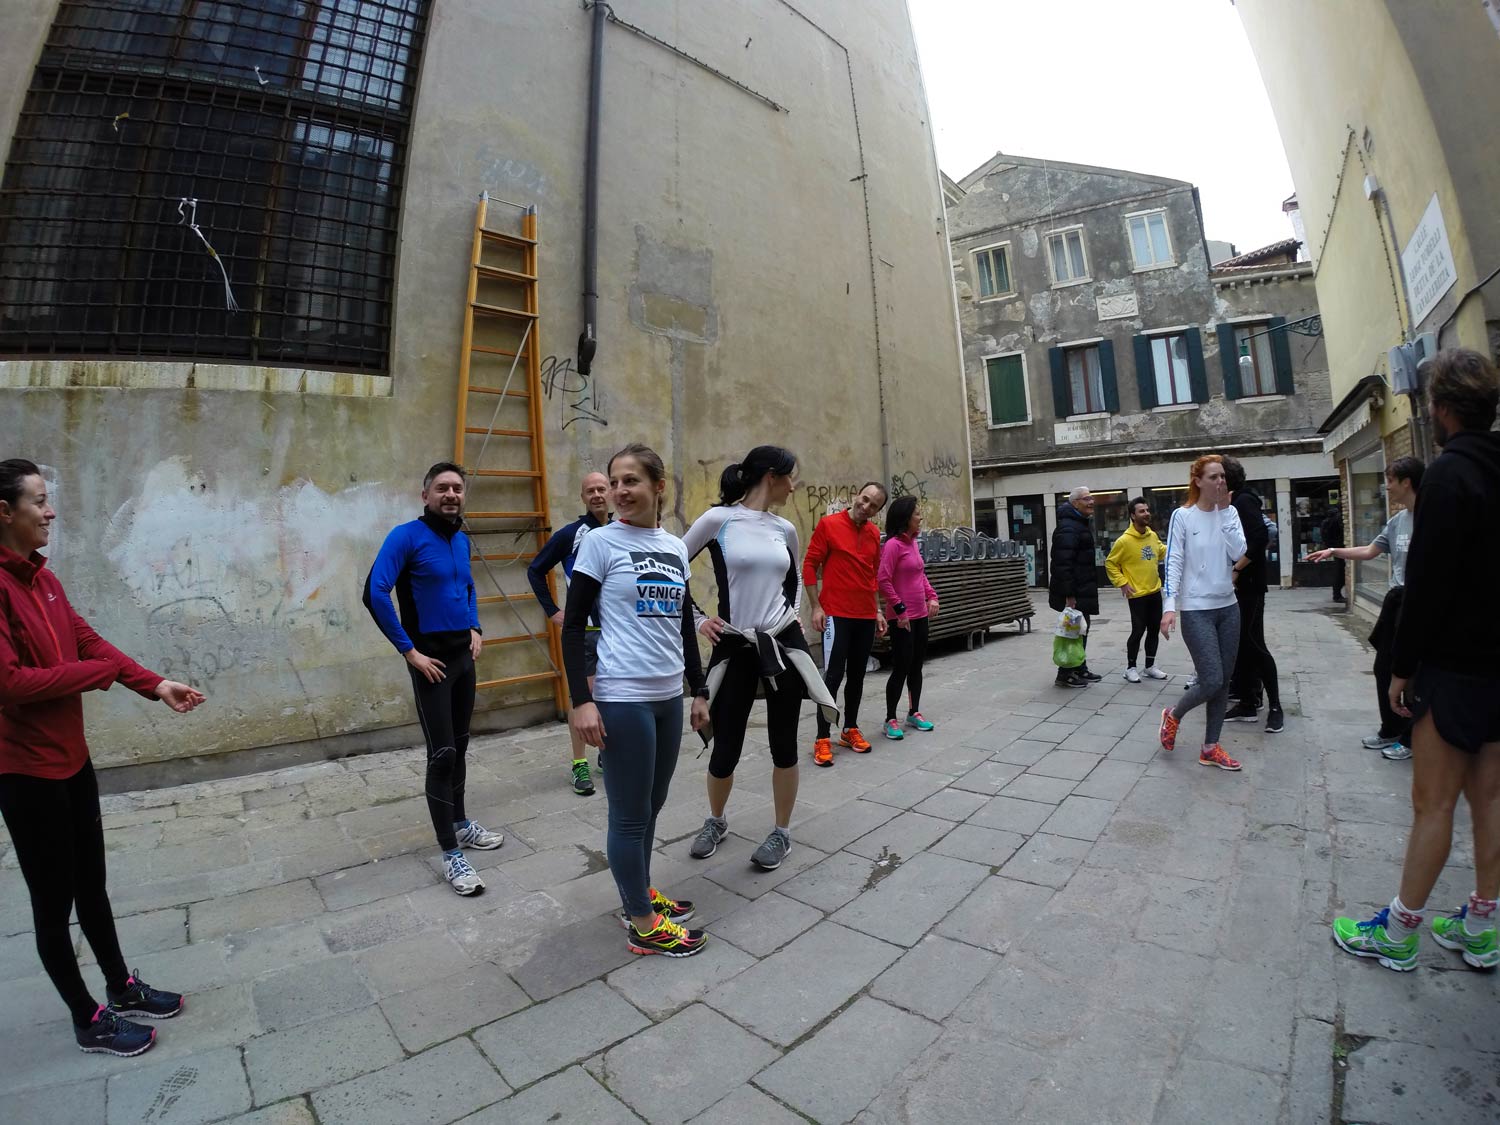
1104;534;1129;588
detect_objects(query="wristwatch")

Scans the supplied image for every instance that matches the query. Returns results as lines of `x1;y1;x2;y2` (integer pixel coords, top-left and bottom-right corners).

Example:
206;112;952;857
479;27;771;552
892;602;907;616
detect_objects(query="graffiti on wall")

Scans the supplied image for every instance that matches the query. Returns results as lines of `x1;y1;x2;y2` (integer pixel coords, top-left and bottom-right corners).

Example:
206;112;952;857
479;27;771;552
540;354;608;430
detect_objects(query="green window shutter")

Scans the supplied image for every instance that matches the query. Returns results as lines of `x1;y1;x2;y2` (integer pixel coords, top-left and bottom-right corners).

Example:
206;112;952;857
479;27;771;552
1185;327;1209;403
1099;339;1120;413
1048;347;1070;418
1133;334;1157;410
985;355;1028;424
1217;323;1242;399
1269;316;1295;395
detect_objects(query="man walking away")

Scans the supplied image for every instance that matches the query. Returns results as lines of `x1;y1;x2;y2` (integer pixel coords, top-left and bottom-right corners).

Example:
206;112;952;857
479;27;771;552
1105;498;1167;683
528;471;611;794
365;462;503;897
1331;348;1500;972
1321;506;1346;603
1049;486;1100;687
1222;458;1284;733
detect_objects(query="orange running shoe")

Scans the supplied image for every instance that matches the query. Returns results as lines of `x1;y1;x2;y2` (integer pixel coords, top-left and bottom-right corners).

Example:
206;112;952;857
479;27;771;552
1159;708;1180;753
1199;745;1242;771
839;727;873;753
813;738;834;767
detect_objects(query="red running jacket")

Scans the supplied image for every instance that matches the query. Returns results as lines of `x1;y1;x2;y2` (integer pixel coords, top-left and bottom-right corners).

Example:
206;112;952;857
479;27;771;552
0;546;163;779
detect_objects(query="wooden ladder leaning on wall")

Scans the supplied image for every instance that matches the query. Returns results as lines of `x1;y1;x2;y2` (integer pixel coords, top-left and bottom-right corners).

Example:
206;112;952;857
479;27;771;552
453;193;566;717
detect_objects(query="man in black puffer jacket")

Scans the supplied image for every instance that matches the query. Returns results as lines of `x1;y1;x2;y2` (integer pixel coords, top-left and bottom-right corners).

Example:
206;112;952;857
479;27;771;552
1049;487;1101;686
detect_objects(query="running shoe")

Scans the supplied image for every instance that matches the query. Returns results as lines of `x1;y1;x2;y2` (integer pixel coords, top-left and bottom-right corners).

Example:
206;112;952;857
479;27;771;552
619;887;696;929
1331;908;1419;971
597;749;605;774
1183;677;1198;690
1124;667;1141;683
1265;708;1285;734
444;852;485;896
1361;733;1400;750
1381;743;1413;761
571;759;595;796
1056;672;1088;689
883;720;905;740
1143;666;1168;681
1198;745;1242;771
690;816;728;859
751;828;792;871
905;712;935;732
813;737;834;767
1077;667;1103;683
1430;906;1500;970
76;1006;156;1056
839;727;873;753
1223;702;1259;723
1158;708;1179;753
627;916;708;958
455;821;505;850
107;971;182;1019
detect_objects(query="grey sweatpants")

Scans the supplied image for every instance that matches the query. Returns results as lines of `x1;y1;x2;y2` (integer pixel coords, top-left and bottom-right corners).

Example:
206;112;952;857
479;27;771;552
1172;604;1241;746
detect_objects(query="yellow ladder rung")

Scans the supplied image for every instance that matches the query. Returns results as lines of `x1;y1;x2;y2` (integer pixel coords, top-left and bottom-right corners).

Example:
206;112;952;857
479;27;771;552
481;632;550;647
472;301;538;321
477;593;539;605
479;229;537;248
478;671;558;690
476;264;537;283
464;426;533;437
470;344;529;357
466;510;545;520
468;384;530;398
469;468;542;478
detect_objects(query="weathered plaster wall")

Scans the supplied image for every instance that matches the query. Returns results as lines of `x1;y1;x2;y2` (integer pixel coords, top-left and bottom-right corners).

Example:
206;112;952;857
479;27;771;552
0;0;970;770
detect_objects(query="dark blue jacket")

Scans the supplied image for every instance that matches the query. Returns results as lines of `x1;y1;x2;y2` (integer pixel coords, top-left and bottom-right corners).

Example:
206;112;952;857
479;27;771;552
364;514;479;656
527;512;606;625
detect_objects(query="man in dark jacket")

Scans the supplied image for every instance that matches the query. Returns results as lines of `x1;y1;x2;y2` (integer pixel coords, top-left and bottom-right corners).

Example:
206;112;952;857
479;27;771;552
1049;487;1100;687
1222;458;1284;733
1321;506;1346;602
1332;348;1500;973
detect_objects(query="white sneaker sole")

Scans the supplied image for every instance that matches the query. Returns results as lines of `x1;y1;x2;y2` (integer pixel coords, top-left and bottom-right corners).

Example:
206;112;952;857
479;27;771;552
448;878;485;896
751;840;791;871
1332;932;1417;971
1430;931;1500;970
78;1033;156;1057
457;834;504;851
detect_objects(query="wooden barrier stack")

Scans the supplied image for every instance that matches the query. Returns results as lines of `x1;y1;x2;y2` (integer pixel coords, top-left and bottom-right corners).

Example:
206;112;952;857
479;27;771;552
873;554;1034;655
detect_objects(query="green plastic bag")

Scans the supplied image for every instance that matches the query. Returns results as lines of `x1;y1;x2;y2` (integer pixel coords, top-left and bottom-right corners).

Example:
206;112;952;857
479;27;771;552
1053;635;1086;669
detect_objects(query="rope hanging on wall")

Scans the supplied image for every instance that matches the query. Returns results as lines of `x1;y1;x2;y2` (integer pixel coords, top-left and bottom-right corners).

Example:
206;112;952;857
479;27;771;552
176;198;240;312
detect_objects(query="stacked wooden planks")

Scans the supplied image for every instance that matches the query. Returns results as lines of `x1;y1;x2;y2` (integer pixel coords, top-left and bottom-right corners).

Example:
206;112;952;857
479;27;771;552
873;556;1034;654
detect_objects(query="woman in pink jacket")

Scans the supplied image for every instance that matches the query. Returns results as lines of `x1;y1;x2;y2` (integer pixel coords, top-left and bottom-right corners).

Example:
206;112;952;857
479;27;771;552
877;496;939;740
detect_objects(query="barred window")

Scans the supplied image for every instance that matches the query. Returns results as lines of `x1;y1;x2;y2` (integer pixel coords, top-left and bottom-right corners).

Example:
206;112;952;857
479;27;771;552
0;0;428;373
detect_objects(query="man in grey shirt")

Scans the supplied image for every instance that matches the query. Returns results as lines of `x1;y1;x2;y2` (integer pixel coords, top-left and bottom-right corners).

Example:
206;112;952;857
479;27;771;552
1309;456;1424;757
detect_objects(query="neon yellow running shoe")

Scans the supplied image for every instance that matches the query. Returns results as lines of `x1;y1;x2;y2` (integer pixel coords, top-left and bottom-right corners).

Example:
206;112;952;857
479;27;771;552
1332;908;1418;971
1431;907;1499;970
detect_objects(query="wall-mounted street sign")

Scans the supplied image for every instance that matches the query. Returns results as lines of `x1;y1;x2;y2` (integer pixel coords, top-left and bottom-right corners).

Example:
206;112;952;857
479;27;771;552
1401;193;1458;329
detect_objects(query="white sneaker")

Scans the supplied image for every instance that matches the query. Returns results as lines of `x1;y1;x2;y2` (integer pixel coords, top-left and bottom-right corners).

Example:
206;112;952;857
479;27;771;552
444;852;485;896
1124;667;1142;683
1144;666;1168;680
455;820;504;850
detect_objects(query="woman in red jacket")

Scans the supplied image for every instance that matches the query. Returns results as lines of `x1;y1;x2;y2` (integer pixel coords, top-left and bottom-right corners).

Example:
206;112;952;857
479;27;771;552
0;459;204;1057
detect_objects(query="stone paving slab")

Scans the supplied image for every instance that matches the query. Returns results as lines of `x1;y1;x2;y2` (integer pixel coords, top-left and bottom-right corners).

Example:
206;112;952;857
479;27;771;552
311;1038;510;1125
105;1046;252;1125
457;1067;642;1124
472;979;650;1087
244;1005;405;1105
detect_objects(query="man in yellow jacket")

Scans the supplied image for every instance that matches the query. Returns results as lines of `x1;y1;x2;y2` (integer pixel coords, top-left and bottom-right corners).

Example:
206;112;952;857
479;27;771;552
1105;497;1168;683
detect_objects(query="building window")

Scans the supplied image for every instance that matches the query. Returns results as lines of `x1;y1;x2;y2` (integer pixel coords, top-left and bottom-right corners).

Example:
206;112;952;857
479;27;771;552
0;0;428;374
973;243;1013;299
974;498;998;538
984;352;1029;426
1127;209;1174;269
1046;227;1089;285
1234;322;1279;396
1150;333;1193;405
1066;345;1106;414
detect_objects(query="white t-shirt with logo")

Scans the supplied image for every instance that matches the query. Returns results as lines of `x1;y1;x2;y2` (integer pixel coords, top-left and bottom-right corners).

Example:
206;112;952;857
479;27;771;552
572;521;691;702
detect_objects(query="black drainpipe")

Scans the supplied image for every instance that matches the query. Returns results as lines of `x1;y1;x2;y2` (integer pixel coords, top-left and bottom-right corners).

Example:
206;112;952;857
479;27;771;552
577;0;606;377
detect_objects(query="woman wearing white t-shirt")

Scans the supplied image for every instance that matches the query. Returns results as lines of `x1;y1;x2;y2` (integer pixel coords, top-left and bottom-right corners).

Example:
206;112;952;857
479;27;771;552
1158;455;1250;771
564;444;710;957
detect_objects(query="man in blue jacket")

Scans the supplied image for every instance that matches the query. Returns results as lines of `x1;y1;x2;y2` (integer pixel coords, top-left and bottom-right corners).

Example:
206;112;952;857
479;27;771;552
365;462;502;896
528;471;610;795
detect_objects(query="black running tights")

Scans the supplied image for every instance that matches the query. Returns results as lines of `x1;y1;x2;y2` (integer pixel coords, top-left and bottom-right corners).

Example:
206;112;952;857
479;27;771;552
818;617;877;739
409;650;476;852
886;617;930;720
0;761;129;1027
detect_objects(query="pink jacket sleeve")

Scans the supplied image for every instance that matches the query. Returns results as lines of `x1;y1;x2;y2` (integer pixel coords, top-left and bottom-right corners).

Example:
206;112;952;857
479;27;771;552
876;538;900;610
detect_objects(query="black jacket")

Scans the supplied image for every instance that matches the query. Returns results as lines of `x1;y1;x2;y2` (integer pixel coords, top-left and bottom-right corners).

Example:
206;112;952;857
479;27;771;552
1048;503;1099;615
1320;509;1345;549
1232;488;1269;595
1391;429;1500;678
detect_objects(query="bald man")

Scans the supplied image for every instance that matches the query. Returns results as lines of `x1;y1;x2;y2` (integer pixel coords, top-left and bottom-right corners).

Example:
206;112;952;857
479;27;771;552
528;472;611;793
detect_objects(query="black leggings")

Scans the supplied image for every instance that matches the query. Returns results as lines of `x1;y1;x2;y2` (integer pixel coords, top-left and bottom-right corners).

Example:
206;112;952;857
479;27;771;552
818;617;877;738
0;761;129;1028
1231;588;1281;709
1126;592;1163;667
886;617;930;720
409;650;476;852
708;643;806;777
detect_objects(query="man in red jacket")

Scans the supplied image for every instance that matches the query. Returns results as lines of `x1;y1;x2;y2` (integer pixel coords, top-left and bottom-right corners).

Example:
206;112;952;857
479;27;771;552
1;458;204;1058
802;482;888;766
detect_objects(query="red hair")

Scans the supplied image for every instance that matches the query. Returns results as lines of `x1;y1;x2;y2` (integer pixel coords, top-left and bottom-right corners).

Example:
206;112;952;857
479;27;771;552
1183;454;1224;508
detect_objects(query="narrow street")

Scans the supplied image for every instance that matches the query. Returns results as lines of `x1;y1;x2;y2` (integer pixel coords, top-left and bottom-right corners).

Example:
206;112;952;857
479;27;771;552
1;589;1491;1124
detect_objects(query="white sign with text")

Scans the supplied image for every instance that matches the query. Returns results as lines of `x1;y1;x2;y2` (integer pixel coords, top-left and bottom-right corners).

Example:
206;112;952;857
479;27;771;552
1401;194;1458;328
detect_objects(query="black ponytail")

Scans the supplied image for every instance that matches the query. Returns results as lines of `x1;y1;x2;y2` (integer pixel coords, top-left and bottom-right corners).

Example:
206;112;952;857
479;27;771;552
885;495;918;538
718;445;797;506
0;459;41;506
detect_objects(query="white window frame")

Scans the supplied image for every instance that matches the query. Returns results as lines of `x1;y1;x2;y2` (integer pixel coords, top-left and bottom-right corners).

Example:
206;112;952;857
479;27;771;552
971;241;1015;301
1125;207;1176;271
1232;319;1281;398
1061;341;1106;415
1045;225;1091;288
981;349;1032;428
1147;329;1194;406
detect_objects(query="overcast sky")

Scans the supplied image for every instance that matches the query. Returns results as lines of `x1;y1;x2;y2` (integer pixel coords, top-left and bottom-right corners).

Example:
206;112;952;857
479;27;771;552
908;0;1297;253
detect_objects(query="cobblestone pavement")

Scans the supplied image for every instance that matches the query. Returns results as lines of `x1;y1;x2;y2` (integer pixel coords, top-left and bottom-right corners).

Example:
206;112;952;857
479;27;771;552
1;589;1494;1124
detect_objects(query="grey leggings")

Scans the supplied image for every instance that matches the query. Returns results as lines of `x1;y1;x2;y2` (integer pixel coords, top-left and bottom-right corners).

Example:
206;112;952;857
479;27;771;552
1172;604;1241;746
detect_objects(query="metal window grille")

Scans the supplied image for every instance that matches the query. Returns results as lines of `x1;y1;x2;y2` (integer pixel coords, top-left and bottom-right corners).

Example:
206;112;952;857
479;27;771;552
0;0;428;373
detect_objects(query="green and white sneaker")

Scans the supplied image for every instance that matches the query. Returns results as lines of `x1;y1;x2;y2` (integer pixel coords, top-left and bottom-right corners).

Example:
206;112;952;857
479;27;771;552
1431;907;1500;970
1332;907;1419;971
905;712;934;732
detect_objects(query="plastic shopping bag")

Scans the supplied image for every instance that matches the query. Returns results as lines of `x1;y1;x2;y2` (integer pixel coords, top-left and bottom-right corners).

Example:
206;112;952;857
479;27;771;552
1052;608;1086;668
1054;607;1085;639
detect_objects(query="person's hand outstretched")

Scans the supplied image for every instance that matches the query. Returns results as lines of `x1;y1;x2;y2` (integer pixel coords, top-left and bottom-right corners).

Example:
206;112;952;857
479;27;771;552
156;681;205;713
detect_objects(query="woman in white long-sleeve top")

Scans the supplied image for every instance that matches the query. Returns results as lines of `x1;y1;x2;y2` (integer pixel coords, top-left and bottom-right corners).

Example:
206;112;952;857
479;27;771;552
1157;455;1251;771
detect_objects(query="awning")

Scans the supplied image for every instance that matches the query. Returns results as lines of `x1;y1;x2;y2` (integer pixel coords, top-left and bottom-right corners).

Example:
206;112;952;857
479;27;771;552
1317;374;1384;455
